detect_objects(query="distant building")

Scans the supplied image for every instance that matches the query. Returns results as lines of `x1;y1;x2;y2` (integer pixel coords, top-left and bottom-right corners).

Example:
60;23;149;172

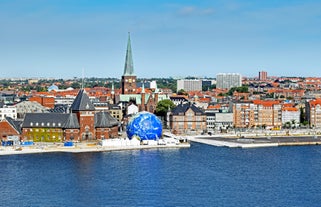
170;95;189;106
0;105;17;120
29;96;55;108
259;71;267;81
216;73;242;89
177;79;202;92
15;101;49;119
136;80;157;89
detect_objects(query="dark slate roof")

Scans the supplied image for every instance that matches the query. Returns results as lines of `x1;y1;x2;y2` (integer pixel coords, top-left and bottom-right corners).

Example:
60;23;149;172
170;96;188;102
108;103;121;110
48;104;69;113
63;113;80;129
95;112;119;128
123;33;135;76
171;102;205;115
22;113;78;129
5;117;22;134
70;89;95;111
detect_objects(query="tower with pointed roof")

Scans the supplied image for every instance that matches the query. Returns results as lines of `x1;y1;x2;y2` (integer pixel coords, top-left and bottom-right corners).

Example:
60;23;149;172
70;89;96;140
121;33;137;94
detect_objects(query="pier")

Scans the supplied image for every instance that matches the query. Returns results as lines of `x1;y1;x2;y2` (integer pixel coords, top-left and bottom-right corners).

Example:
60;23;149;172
188;135;321;148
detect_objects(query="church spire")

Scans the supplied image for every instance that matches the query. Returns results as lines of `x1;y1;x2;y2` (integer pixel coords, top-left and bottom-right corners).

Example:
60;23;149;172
123;32;134;76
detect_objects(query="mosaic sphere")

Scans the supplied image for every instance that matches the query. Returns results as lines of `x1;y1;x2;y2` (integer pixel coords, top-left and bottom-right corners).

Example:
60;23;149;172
126;111;162;140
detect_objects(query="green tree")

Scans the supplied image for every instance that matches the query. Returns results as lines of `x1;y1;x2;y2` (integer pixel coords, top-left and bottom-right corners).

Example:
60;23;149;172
155;99;175;117
300;107;306;124
177;89;187;95
227;86;248;96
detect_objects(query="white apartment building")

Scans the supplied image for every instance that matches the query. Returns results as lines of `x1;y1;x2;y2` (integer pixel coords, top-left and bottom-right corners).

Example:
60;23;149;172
216;73;242;89
177;79;202;92
282;108;300;126
0;105;17;120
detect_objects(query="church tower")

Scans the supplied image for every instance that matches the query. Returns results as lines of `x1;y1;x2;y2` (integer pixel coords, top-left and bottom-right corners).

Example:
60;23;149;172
70;89;96;140
121;33;137;94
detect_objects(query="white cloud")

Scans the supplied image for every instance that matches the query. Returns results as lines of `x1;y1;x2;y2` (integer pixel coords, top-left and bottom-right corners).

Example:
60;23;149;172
177;6;214;16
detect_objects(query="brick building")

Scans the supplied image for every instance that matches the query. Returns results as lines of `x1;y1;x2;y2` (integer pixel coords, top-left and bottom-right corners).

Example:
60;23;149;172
0;117;21;141
169;102;207;135
29;96;55;108
21;89;119;142
306;99;321;128
233;100;282;129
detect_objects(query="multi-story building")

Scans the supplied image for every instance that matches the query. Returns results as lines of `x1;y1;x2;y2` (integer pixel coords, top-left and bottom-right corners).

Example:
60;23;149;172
21;89;119;142
306;99;321;128
170;102;207;135
0;105;17;120
177;79;202;92
233;101;254;128
216;73;242;89
259;71;267;81
233;100;282;129
29;96;55;108
282;104;300;126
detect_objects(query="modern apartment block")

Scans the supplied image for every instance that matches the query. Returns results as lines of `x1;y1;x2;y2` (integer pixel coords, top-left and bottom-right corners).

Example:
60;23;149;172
233;100;282;129
259;71;267;81
216;73;242;89
177;79;202;92
282;104;300;125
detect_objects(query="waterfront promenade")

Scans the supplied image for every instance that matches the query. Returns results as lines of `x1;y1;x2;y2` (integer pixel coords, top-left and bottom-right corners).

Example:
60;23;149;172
0;142;190;156
188;129;321;148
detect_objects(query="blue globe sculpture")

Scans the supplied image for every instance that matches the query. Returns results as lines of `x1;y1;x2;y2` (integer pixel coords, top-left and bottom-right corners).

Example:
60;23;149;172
126;111;163;140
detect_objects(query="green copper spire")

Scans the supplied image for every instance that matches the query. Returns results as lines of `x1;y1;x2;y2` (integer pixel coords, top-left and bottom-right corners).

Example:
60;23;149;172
123;32;134;76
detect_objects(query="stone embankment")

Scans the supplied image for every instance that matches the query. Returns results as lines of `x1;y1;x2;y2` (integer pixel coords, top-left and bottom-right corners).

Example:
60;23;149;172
188;131;321;148
0;142;190;156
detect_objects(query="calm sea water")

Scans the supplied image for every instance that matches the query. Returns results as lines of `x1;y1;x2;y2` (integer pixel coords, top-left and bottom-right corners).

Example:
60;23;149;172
1;143;321;207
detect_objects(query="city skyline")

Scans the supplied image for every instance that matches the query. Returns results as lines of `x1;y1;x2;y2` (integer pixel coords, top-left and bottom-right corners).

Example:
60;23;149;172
1;0;321;79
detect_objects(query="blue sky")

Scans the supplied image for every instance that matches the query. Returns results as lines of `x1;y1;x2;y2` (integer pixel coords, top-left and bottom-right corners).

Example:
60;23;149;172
1;0;321;79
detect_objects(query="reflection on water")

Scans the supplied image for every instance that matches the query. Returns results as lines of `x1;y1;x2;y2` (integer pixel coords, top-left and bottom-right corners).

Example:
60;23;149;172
1;144;321;206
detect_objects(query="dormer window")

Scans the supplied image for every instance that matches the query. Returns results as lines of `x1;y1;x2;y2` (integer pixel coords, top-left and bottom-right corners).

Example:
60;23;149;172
36;122;39;126
30;122;33;126
41;122;44;126
47;122;50;127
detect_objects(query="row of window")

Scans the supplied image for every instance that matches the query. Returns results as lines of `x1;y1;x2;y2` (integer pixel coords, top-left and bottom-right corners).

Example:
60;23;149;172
30;122;62;127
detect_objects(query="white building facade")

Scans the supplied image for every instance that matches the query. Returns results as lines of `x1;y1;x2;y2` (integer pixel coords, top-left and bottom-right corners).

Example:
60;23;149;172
177;79;202;92
0;106;17;120
216;73;242;89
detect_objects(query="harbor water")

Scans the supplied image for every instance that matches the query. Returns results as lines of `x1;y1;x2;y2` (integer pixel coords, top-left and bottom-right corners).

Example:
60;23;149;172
1;142;321;207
